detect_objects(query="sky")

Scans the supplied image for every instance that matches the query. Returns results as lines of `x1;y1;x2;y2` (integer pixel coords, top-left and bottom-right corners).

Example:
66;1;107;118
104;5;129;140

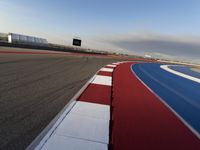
1;0;200;63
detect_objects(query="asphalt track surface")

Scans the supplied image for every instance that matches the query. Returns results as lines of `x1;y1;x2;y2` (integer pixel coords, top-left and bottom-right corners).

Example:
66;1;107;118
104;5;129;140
0;47;122;150
21;60;200;150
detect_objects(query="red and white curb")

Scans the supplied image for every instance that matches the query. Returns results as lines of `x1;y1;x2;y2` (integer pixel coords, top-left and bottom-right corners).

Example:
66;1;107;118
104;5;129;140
27;61;200;150
28;62;123;150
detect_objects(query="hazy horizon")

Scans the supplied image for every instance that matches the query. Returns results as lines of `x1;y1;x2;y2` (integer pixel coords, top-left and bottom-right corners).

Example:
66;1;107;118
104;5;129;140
1;0;200;63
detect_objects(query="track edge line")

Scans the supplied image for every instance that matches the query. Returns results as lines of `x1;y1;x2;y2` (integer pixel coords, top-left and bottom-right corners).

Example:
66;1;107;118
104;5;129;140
131;63;200;140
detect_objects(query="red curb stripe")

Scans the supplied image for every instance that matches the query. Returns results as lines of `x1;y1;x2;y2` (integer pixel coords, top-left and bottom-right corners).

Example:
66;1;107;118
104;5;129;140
78;84;111;105
111;62;200;150
97;71;112;76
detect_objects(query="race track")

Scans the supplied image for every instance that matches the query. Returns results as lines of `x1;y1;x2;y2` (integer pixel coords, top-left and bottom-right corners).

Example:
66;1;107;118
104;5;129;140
21;60;200;150
0;47;121;149
2;47;200;150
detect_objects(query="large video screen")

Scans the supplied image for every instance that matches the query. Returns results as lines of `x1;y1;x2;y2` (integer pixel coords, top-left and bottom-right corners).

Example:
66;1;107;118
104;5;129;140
73;39;81;46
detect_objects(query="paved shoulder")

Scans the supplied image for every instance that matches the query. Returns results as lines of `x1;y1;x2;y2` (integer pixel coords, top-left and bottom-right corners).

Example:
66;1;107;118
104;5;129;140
111;62;200;150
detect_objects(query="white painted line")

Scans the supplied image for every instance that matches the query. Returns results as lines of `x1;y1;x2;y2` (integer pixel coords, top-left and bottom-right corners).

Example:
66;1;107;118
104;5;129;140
90;75;112;86
113;61;128;65
106;64;116;68
70;101;110;120
100;67;114;72
131;65;200;140
112;62;120;65
157;60;200;67
160;65;200;84
41;135;107;150
55;114;109;143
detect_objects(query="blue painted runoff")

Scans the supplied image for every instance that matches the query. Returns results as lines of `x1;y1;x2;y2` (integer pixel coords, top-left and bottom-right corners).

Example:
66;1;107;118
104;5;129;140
169;65;200;79
132;63;200;135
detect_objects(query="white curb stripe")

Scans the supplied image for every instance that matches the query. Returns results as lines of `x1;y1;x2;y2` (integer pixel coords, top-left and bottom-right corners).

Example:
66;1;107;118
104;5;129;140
41;135;107;150
161;65;200;84
106;64;116;68
100;67;114;72
71;101;110;120
90;75;112;86
33;101;77;150
112;61;126;65
31;65;113;150
112;63;120;65
37;101;110;150
56;114;109;143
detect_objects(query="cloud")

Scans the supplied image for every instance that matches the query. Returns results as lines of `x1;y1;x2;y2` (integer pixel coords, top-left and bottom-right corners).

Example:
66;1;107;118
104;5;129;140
0;1;199;64
96;32;200;63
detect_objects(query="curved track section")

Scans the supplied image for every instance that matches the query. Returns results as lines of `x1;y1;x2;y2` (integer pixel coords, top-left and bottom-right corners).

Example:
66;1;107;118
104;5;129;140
133;63;200;136
28;61;200;150
0;49;120;150
110;62;200;150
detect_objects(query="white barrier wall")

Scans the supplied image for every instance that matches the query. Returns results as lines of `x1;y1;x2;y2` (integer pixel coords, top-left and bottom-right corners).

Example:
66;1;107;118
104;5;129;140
8;33;48;45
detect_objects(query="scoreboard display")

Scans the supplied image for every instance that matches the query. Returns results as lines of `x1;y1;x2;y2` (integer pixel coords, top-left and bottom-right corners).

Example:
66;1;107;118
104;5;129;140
73;38;82;46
